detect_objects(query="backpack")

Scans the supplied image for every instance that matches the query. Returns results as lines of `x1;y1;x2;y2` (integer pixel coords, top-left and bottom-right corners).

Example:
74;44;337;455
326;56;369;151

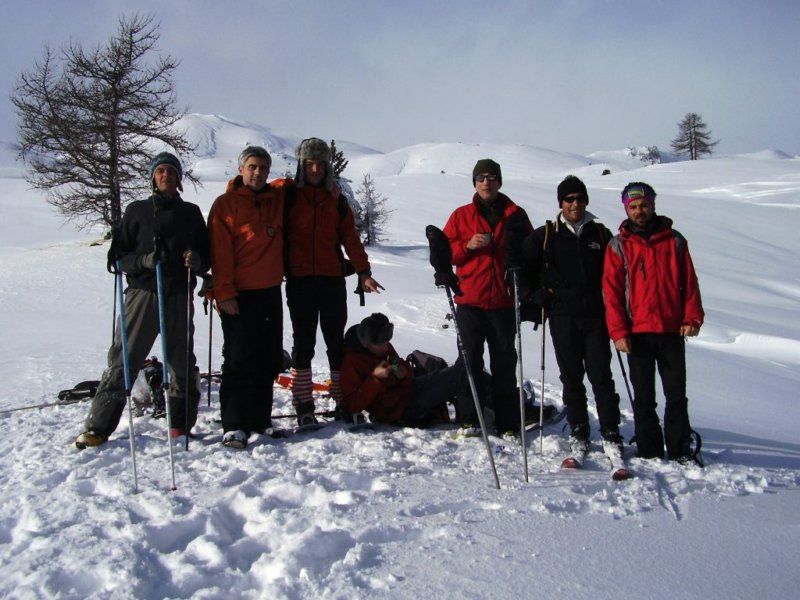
405;350;448;376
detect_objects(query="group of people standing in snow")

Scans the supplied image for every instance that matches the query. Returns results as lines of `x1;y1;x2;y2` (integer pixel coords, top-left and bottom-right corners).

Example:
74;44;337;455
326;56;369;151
75;146;704;465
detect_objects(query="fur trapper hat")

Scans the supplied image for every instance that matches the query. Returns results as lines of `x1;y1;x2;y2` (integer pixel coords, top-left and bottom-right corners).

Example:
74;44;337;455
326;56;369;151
557;175;588;205
472;159;502;187
295;137;336;192
357;313;394;346
149;152;183;192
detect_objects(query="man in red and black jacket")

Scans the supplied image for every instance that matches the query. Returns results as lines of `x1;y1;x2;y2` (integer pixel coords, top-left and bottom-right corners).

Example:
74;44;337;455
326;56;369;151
603;182;704;462
443;159;533;434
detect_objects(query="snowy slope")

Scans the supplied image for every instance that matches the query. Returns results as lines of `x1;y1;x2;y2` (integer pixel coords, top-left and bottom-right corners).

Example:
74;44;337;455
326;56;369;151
1;119;799;599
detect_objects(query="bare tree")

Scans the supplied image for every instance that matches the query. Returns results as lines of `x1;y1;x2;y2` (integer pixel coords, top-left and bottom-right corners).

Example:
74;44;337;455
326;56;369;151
355;173;391;246
670;113;719;160
330;139;349;178
11;13;197;230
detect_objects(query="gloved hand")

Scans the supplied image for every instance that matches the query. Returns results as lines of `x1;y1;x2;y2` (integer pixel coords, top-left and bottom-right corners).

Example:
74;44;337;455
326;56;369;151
183;250;202;272
137;249;169;271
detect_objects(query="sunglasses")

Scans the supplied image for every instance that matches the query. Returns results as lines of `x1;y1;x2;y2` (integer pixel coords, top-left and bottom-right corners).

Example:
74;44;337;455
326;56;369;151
562;194;587;204
475;174;498;182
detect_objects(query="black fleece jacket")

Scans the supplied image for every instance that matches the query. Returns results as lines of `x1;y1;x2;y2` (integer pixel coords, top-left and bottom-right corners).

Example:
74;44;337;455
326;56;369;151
115;193;210;296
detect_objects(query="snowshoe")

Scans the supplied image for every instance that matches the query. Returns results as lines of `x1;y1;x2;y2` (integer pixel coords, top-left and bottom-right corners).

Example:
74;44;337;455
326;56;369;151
75;430;109;450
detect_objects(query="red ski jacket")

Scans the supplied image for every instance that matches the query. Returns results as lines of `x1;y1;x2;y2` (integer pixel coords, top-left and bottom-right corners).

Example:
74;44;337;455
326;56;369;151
602;217;704;341
442;193;531;309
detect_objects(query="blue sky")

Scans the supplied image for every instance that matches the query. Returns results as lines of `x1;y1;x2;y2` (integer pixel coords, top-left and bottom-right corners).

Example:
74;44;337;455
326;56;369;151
2;0;798;155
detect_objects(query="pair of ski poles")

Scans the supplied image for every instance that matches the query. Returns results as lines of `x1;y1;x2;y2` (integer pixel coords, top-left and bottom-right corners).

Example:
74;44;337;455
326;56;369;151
115;253;195;492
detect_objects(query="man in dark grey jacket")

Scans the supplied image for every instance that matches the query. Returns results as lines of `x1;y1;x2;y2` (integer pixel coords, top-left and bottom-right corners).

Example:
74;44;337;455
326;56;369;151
76;152;209;449
520;175;621;458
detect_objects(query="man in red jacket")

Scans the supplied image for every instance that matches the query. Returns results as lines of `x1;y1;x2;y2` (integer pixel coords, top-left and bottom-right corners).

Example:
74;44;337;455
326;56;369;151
443;159;533;434
602;182;704;462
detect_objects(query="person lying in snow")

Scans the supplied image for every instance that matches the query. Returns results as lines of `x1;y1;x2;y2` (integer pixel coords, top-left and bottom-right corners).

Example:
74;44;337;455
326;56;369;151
340;313;480;426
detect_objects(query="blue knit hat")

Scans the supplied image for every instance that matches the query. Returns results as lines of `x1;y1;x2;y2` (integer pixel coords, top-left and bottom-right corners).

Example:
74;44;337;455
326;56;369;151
149;152;183;192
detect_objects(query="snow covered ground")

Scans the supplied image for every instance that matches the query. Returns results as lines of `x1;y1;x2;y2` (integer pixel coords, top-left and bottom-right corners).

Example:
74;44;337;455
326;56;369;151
1;116;798;598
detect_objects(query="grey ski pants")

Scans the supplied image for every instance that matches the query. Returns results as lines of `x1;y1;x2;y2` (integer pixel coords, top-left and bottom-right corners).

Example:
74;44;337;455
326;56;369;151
84;287;198;436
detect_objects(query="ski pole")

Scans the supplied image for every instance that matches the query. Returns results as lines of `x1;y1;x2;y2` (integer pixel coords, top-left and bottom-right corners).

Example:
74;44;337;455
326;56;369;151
615;348;634;406
155;257;178;491
446;287;501;490
115;261;139;494
511;271;529;482
184;264;192;452
425;224;500;489
207;299;213;407
539;306;546;454
111;275;118;345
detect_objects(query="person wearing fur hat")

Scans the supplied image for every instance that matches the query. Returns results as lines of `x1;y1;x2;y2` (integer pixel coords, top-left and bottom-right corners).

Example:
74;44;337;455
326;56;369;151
441;159;533;434
284;137;383;426
603;182;704;463
76;152;210;449
340;313;480;425
518;175;622;458
208;146;291;449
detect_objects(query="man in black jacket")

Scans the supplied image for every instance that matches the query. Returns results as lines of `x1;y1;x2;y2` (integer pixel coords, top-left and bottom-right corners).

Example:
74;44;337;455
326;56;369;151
76;152;210;448
520;175;621;455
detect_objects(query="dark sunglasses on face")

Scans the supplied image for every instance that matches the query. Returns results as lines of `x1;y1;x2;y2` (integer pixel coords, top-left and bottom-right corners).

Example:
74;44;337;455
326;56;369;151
562;194;587;204
475;174;498;182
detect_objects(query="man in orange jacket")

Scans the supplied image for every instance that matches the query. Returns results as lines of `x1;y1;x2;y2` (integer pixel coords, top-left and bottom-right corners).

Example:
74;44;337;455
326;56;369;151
207;146;288;449
285;138;382;425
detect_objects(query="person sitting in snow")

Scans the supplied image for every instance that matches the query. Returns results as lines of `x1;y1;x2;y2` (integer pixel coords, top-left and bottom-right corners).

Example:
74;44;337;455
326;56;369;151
76;152;209;449
602;182;704;463
340;313;480;425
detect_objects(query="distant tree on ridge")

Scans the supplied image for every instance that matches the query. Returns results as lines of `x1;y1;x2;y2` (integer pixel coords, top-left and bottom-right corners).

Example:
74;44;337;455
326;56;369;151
671;113;719;160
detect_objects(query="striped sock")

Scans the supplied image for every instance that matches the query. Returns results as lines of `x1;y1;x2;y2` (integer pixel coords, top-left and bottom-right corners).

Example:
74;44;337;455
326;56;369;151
291;367;313;408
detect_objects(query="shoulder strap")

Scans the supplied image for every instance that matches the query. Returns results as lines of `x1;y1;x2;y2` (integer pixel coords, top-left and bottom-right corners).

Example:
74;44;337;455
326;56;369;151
594;221;610;247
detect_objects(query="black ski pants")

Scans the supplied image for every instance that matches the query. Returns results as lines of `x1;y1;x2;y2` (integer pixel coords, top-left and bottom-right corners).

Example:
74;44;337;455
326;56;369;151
626;333;692;459
455;305;518;431
286;276;348;371
404;358;485;423
548;315;620;435
219;287;283;434
85;287;199;436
